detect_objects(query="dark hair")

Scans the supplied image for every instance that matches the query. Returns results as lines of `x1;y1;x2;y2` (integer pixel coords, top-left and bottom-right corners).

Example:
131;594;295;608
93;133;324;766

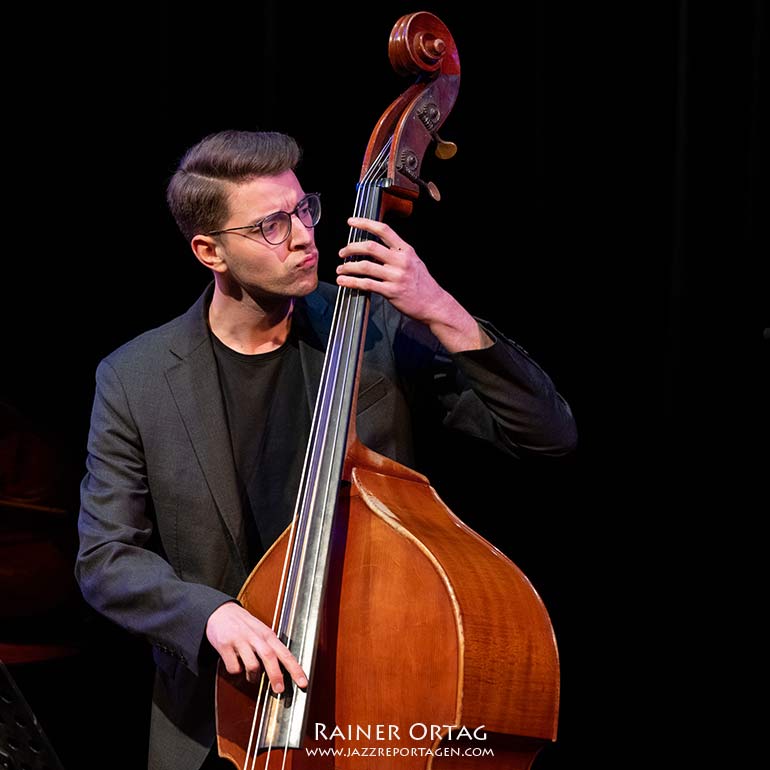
166;130;302;241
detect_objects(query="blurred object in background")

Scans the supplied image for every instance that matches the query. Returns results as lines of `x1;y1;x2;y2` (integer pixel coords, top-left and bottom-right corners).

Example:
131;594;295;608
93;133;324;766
1;401;81;664
0;660;65;770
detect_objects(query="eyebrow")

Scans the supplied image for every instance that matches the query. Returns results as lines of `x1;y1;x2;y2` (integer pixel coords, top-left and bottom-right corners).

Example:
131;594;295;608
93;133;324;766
243;194;308;227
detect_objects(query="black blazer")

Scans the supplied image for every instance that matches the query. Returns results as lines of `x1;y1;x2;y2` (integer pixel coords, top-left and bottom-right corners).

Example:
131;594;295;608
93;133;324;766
76;282;576;770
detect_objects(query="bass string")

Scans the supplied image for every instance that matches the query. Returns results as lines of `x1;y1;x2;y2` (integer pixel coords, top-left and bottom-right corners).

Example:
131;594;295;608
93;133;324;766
286;142;391;697
240;177;365;768
277;140;391;692
246;141;392;770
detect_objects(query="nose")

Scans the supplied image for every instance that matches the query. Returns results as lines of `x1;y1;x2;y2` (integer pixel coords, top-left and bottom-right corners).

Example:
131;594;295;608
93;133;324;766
288;213;313;246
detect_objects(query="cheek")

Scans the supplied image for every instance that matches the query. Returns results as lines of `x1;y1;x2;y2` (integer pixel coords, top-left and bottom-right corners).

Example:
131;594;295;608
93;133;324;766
226;246;284;274
274;245;293;264
223;249;294;289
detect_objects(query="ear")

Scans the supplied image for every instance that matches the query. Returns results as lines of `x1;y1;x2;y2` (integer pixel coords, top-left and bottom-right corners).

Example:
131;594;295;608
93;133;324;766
191;234;227;274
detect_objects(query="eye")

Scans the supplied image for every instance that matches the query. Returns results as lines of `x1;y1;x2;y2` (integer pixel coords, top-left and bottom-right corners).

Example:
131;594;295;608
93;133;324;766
260;215;284;240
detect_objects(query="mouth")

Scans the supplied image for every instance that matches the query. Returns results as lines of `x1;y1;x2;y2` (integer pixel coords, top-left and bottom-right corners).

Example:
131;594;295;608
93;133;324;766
296;252;318;269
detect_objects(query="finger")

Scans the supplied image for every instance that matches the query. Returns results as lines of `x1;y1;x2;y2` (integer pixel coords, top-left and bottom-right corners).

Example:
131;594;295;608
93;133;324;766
336;259;396;282
219;648;244;677
241;616;309;690
336;274;395;297
347;216;399;245
260;634;310;689
346;218;408;254
253;644;286;694
275;648;309;689
235;643;263;684
338;239;393;263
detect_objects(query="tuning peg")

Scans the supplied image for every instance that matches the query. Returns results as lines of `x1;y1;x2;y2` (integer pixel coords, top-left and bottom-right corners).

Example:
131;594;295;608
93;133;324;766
407;171;442;201
417;102;458;159
432;132;457;160
397;149;442;201
415;177;441;202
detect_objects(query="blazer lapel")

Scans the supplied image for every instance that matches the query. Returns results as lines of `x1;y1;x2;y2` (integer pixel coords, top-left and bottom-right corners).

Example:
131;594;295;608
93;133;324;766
294;289;334;415
293;286;385;416
164;288;250;569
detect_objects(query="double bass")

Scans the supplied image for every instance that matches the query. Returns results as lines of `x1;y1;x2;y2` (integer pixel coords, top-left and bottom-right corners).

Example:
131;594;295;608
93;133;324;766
216;12;559;769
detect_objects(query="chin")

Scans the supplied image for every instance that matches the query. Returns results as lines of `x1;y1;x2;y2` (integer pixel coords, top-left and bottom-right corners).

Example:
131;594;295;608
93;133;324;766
293;273;319;297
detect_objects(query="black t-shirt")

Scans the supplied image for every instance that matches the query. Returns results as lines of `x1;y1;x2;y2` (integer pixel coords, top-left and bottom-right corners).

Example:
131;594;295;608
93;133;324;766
211;330;310;562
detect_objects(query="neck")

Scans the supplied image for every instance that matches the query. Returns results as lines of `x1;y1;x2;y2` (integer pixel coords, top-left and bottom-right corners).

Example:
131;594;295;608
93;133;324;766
209;281;294;355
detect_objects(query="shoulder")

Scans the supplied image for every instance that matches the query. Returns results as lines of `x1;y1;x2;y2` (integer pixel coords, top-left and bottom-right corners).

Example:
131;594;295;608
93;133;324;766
102;314;186;371
100;286;211;375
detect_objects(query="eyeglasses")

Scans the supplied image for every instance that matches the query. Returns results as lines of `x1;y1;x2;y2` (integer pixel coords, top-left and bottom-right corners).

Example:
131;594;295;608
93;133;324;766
206;192;321;245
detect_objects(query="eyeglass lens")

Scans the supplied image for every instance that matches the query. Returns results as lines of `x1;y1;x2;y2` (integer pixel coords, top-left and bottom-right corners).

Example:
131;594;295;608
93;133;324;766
259;194;321;244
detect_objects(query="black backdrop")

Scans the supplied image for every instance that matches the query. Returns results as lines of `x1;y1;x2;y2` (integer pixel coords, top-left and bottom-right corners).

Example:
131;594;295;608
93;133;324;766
2;2;765;768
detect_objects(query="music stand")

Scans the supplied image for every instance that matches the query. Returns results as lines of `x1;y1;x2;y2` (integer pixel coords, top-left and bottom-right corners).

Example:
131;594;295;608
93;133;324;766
0;660;65;770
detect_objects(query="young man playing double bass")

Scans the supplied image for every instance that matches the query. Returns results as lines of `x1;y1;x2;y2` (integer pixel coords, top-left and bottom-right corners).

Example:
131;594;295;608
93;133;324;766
76;130;576;769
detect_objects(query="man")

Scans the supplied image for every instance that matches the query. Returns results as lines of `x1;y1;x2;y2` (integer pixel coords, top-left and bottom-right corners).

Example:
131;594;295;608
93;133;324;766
76;130;576;769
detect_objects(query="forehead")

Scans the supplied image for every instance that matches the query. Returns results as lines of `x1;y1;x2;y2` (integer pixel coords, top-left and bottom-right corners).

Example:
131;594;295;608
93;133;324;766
225;170;304;223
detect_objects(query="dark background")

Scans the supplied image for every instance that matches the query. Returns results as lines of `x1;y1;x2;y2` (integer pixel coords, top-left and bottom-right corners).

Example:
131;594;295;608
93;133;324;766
1;1;765;769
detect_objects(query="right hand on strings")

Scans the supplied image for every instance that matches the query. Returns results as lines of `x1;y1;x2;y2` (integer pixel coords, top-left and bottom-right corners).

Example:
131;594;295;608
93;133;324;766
206;601;308;694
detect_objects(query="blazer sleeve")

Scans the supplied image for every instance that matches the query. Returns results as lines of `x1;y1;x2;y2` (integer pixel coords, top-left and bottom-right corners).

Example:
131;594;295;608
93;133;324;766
391;312;577;458
75;358;233;677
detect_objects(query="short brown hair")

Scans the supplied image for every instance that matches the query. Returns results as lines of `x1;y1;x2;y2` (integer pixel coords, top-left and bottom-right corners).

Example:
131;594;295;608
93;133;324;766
166;130;302;240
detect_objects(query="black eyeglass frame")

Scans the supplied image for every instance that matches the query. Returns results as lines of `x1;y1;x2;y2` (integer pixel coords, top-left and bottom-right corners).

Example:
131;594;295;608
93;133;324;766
205;192;321;244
